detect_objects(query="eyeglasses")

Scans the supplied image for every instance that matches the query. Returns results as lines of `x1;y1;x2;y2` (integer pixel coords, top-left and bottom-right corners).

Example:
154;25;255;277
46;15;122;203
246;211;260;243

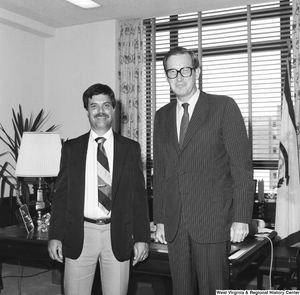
166;67;194;79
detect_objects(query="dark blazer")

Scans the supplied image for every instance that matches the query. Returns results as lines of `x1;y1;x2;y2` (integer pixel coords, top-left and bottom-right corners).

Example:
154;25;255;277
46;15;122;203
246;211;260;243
48;131;150;261
153;91;253;243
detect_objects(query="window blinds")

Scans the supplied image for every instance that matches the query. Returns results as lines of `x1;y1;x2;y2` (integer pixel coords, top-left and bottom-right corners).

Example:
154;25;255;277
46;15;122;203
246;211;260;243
143;0;292;192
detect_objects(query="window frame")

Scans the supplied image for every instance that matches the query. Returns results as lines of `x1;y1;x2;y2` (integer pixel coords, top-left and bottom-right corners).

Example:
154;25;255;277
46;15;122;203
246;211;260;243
143;0;293;193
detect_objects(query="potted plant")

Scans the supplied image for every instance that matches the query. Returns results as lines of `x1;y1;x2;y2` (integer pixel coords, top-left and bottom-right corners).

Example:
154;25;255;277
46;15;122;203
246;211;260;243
0;105;60;225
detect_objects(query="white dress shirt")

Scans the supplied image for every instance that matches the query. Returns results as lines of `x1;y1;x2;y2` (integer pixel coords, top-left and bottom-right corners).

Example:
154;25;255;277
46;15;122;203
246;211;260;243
84;129;114;219
176;89;200;141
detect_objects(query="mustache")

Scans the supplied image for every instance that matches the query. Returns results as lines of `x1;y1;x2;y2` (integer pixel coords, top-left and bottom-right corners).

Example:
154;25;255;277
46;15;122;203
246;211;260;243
94;113;109;118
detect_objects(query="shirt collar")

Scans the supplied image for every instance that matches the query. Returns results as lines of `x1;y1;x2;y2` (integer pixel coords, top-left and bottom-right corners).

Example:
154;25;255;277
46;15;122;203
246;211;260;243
176;89;200;113
90;128;113;142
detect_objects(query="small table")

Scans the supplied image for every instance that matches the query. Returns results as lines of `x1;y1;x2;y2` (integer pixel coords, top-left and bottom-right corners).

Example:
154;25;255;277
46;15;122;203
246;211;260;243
0;225;63;293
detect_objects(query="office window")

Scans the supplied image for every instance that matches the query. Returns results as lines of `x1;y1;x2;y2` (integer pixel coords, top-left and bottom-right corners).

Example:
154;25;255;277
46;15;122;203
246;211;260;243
143;0;293;193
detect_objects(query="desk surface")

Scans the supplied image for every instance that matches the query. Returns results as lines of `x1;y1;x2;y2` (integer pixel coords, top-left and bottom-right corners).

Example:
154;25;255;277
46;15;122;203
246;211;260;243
0;225;49;261
0;225;48;243
0;225;277;281
149;231;277;258
229;231;276;262
135;230;277;281
0;225;276;254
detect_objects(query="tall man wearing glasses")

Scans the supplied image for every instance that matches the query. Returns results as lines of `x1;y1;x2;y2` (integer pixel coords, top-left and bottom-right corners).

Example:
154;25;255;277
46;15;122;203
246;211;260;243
153;47;253;295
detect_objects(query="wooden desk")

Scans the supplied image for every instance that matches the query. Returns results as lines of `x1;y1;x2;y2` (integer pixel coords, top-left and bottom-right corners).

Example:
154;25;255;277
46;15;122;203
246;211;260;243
0;225;63;293
0;225;49;260
0;225;276;293
228;231;277;280
257;246;300;289
132;231;277;282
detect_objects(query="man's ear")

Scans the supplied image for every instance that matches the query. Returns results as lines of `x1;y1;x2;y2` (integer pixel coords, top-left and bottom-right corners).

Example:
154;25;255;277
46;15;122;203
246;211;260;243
164;71;169;83
195;67;201;79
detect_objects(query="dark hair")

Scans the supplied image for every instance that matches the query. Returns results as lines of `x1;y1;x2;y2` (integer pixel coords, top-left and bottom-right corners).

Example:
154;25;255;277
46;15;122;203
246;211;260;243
163;47;200;72
82;83;116;110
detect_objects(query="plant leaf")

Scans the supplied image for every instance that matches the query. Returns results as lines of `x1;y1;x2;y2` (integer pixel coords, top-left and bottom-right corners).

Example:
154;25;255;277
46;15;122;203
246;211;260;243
31;109;45;131
1;104;61;175
46;124;61;132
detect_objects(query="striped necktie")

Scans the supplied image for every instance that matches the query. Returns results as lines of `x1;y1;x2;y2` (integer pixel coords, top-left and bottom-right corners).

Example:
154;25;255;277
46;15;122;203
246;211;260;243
179;103;189;148
95;137;112;214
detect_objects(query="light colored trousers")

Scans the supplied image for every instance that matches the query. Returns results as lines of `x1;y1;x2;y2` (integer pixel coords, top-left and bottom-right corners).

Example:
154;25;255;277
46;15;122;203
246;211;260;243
64;221;130;295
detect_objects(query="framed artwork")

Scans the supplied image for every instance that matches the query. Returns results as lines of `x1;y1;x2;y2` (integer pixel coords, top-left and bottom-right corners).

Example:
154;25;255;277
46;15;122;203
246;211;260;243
16;204;34;233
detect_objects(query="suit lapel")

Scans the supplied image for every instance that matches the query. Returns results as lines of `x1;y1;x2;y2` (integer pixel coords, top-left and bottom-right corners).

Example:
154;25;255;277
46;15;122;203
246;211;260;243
70;133;89;203
165;101;181;154
111;132;128;201
72;132;89;176
180;91;209;151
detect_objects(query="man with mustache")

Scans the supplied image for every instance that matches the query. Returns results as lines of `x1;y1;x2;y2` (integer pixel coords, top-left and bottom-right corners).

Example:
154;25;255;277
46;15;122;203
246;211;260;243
48;83;150;295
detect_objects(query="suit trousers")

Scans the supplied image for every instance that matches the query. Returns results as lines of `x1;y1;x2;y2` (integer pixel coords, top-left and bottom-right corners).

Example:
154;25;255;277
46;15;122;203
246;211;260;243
167;221;231;295
64;221;130;295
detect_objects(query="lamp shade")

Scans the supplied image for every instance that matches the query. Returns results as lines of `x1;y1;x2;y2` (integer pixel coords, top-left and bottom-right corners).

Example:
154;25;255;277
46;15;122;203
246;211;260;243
15;132;62;177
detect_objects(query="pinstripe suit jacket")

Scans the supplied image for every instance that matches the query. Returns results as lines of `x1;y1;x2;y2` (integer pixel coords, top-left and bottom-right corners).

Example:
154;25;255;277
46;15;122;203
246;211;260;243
153;91;254;243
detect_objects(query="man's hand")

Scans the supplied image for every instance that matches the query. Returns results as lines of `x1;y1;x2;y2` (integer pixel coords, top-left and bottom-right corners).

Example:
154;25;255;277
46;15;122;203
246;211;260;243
230;222;249;243
48;239;64;263
154;223;167;244
132;242;149;266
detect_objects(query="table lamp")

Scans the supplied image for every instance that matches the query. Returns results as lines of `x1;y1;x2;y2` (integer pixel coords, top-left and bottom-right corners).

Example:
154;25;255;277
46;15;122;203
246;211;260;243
15;132;62;218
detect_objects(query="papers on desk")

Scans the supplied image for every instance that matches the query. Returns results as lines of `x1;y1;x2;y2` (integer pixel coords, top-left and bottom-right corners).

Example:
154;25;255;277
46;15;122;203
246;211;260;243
230;244;240;256
150;241;168;253
256;227;273;234
229;243;257;260
229;230;274;260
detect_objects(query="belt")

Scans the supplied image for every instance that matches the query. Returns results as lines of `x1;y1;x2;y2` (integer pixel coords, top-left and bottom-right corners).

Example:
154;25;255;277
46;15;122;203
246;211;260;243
84;217;111;225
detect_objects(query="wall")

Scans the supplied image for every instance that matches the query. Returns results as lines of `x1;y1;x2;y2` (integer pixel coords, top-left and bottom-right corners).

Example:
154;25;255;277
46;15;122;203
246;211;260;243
44;20;118;141
0;19;118;159
0;23;46;167
0;17;118;201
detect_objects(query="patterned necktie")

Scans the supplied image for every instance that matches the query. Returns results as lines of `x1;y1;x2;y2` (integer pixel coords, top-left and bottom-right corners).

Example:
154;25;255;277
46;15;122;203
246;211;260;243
179;103;189;148
95;137;112;214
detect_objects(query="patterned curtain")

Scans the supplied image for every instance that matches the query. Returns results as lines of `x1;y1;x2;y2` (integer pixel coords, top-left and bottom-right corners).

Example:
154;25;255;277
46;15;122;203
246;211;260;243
293;0;300;155
118;19;146;171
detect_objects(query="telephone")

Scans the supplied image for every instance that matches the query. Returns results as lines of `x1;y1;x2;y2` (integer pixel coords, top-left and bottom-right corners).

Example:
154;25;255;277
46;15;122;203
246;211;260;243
249;218;266;235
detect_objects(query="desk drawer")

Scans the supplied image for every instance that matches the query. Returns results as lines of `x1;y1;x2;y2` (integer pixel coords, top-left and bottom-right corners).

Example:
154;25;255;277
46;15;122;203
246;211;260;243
261;246;300;269
132;252;171;277
0;241;50;261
